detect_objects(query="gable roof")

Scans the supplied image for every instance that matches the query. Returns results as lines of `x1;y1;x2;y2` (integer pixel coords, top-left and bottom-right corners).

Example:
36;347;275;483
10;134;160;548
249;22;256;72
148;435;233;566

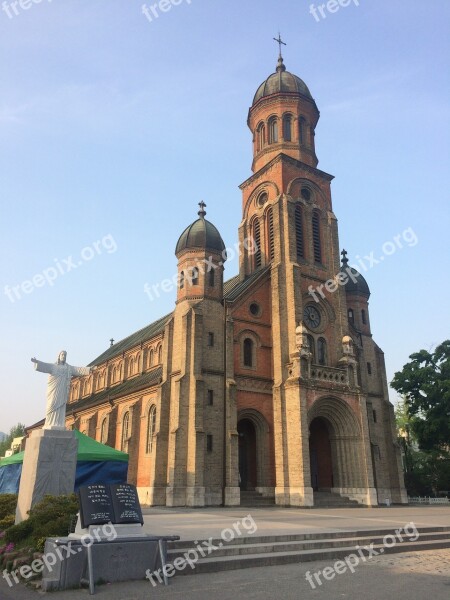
89;314;172;366
68;367;163;413
224;266;270;302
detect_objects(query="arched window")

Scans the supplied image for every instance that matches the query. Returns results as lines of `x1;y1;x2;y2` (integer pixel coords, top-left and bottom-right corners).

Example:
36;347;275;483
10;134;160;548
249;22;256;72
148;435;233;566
253;219;262;269
268;117;278;144
121;412;130;452
146;405;157;454
129;358;136;377
299;117;307;145
312;210;322;264
295;204;304;259
83;379;91;396
149;349;154;367
361;309;367;325
283;115;292;141
307;335;316;362
348;308;354;324
100;417;108;444
243;338;254;367
158;346;163;364
179;271;185;289
266;208;275;261
257;122;266;151
98;371;105;389
191;267;199;285
318;338;327;366
208;268;215;287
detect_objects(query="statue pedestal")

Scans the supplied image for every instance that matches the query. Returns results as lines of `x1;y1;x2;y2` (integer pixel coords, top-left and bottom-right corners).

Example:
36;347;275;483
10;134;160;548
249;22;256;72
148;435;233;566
15;429;78;524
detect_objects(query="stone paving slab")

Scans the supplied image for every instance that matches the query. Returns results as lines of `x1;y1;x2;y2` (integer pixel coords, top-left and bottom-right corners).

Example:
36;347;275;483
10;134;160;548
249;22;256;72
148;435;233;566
140;505;450;541
2;548;449;600
1;506;449;599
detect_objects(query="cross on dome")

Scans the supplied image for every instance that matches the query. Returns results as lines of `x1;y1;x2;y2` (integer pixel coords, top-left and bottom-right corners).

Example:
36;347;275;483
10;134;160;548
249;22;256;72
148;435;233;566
273;32;287;72
341;249;349;267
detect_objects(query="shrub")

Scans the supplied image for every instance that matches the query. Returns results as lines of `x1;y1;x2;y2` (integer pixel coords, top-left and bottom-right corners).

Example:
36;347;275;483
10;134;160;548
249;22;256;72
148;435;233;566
35;537;47;553
4;520;33;545
0;495;17;521
4;494;79;550
33;515;76;540
27;494;79;526
0;515;15;531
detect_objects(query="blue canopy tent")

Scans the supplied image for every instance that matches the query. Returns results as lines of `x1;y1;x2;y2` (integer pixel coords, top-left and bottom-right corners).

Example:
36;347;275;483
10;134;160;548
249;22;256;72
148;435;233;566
0;430;128;494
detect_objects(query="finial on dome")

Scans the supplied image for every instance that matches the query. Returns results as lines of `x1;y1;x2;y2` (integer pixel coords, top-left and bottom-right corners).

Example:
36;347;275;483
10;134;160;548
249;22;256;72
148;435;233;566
273;32;287;72
198;201;207;218
341;248;349;268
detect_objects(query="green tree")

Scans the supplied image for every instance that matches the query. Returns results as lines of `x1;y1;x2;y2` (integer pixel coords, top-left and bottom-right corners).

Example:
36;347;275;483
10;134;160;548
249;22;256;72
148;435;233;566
394;396;415;475
0;423;26;457
391;340;450;452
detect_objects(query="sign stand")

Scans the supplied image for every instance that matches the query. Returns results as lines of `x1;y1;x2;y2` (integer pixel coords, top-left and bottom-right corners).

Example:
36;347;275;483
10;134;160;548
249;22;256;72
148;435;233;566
73;483;179;594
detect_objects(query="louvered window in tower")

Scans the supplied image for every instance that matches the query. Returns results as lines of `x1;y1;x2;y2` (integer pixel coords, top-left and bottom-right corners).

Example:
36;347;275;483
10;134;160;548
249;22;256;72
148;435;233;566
312;210;322;264
253;220;262;269
267;208;275;261
295;205;304;259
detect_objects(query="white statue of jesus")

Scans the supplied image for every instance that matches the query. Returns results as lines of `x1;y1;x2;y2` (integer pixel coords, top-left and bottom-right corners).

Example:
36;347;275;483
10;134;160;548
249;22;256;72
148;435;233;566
31;351;92;430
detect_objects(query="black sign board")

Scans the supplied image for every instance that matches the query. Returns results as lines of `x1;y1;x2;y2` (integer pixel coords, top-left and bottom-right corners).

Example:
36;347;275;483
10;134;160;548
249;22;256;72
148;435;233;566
78;483;143;528
109;483;144;525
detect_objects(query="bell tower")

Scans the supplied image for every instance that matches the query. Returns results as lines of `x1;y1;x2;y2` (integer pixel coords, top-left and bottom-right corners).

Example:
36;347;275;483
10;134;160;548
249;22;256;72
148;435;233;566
249;48;320;174
237;44;350;507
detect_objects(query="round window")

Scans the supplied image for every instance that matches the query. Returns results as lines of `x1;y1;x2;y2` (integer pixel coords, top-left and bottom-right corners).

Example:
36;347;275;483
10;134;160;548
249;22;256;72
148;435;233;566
257;192;268;207
301;188;311;201
249;302;261;317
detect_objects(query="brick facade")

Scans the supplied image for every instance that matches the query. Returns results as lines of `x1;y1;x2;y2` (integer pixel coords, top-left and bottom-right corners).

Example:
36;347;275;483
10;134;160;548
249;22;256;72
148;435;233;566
54;57;407;507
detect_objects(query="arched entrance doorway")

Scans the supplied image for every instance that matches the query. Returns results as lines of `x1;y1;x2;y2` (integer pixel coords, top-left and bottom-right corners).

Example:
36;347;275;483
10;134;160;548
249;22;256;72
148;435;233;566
238;419;257;490
308;396;369;500
309;417;333;491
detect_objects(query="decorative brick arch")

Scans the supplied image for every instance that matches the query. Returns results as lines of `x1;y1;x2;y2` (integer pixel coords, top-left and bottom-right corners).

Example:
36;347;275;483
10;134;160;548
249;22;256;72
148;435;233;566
237;408;271;490
308;396;366;491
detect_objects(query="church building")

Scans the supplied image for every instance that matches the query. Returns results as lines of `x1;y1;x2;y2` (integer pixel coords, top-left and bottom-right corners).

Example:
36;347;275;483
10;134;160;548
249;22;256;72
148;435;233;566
59;51;407;507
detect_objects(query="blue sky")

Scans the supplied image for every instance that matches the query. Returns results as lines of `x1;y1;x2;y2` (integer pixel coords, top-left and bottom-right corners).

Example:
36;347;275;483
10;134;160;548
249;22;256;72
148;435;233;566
0;0;449;433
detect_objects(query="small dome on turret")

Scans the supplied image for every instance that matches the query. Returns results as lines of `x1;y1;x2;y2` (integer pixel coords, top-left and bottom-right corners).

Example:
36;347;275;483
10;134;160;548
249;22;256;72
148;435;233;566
175;202;226;257
253;56;313;106
340;250;371;298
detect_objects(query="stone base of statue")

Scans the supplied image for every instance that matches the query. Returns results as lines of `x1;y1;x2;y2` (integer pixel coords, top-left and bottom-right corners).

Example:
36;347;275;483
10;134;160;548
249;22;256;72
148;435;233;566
15;429;78;524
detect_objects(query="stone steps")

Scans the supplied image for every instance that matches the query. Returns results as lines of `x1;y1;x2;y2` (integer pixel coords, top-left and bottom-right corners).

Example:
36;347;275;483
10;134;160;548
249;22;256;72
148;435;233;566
313;491;361;508
167;526;450;576
240;491;275;507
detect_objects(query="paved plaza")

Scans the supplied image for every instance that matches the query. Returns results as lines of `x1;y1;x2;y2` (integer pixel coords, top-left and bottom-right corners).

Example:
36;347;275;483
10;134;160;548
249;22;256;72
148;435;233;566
137;505;450;540
1;506;449;599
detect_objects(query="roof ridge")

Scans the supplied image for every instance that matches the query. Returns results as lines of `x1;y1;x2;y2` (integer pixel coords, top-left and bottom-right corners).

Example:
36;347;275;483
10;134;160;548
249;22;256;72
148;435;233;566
89;313;172;366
